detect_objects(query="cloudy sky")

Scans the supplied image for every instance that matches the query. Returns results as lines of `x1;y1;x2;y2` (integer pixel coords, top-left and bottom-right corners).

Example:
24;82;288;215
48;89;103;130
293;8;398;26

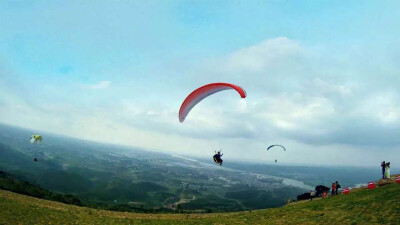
1;0;400;166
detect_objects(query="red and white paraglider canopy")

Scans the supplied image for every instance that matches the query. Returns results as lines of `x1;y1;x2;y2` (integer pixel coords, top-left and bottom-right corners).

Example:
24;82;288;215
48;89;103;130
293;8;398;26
179;83;246;123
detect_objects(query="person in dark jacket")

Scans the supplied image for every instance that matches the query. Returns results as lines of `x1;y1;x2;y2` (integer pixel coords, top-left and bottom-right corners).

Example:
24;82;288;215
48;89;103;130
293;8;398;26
335;181;341;195
381;161;386;179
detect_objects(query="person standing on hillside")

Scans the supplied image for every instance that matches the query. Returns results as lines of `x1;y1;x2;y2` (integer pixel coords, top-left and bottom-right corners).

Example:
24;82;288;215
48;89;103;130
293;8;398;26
331;183;336;196
335;181;341;195
381;161;386;179
385;162;391;179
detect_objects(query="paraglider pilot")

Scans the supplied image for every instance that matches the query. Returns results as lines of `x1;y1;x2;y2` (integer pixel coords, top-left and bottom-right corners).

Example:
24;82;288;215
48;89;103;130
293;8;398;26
213;151;223;166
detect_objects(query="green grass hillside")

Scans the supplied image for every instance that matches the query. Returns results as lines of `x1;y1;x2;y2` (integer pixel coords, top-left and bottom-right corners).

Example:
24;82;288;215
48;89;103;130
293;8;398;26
1;179;400;225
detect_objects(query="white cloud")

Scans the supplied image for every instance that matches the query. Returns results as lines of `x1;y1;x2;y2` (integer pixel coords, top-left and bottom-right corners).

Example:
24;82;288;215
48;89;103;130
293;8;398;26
81;81;112;89
225;37;302;73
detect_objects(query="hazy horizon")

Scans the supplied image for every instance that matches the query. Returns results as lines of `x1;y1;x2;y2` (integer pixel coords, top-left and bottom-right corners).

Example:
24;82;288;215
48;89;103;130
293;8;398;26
0;122;393;169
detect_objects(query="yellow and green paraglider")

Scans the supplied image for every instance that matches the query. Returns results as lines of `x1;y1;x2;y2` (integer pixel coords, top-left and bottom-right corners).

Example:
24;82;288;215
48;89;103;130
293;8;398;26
30;135;42;161
30;135;42;144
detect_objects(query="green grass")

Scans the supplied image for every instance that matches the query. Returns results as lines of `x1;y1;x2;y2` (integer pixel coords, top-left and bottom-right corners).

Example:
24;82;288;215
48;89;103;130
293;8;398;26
1;182;400;224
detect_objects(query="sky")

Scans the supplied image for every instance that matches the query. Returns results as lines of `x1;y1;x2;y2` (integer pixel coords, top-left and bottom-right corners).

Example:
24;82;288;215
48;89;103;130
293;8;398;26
1;0;400;166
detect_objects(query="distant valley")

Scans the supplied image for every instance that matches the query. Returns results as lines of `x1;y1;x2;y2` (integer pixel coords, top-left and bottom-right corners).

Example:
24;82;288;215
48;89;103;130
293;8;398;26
0;123;386;212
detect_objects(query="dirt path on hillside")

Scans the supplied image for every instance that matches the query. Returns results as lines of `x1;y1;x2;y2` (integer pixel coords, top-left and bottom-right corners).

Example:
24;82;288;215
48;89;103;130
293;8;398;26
164;194;196;209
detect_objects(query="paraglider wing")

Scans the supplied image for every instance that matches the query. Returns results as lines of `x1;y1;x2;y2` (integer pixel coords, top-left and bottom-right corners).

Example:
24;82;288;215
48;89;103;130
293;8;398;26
179;83;246;122
267;145;286;151
30;135;42;144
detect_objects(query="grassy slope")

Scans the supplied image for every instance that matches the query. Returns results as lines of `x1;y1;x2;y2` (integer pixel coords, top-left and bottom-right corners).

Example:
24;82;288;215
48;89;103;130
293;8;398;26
1;181;400;225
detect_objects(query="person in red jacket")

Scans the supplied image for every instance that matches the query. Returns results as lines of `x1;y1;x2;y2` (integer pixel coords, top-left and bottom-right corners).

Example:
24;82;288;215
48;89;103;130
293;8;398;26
331;183;336;196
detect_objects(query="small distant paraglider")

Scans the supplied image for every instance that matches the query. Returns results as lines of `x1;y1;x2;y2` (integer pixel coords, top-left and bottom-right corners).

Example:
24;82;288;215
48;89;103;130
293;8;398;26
30;135;42;162
267;145;286;164
179;83;246;123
